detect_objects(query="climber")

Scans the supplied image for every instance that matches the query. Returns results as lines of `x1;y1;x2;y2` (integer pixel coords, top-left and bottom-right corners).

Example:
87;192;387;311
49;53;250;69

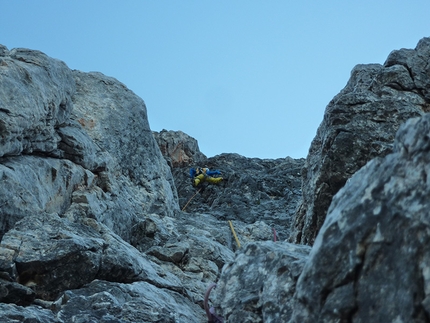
190;167;223;187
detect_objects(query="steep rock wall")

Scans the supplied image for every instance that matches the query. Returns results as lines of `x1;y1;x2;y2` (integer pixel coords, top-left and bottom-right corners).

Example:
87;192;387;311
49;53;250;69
0;45;178;242
289;113;430;323
290;37;430;245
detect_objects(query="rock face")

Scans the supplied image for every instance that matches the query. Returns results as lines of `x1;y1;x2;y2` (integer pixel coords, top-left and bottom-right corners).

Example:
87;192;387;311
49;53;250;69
153;129;207;168
0;44;304;322
154;136;304;241
0;45;210;322
290;37;430;245
289;113;430;322
214;241;310;323
0;46;178;243
2;37;430;323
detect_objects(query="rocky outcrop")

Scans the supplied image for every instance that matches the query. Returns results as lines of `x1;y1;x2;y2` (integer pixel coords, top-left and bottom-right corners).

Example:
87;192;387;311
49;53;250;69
2;37;430;323
0;213;183;300
153;129;207;168
56;280;204;323
290;37;430;245
153;134;305;241
1;44;303;322
0;45;218;321
289;113;430;322
0;47;178;243
214;241;310;323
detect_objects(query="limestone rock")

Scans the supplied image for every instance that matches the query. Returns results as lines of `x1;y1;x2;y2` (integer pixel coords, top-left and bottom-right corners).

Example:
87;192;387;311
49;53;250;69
289;113;430;322
0;303;57;323
0;155;89;239
0;278;35;306
3;37;430;322
0;47;75;157
56;280;205;323
0;213;182;300
214;241;310;323
290;37;430;245
70;70;179;222
0;45;179;243
133;211;235;304
153;129;207;167
160;149;304;241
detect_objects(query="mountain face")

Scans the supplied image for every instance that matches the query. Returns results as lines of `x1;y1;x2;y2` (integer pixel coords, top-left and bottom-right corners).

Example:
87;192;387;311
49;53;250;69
1;37;430;322
289;38;430;246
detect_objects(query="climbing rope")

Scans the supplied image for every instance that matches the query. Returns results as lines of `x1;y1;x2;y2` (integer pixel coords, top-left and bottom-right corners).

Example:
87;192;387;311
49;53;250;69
181;187;202;211
228;220;241;248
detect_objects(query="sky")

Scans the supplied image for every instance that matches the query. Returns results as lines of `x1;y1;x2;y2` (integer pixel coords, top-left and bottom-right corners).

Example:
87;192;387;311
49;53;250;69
1;1;429;159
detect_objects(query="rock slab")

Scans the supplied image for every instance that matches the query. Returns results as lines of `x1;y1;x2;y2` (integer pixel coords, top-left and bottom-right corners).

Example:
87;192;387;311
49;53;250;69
290;37;430;245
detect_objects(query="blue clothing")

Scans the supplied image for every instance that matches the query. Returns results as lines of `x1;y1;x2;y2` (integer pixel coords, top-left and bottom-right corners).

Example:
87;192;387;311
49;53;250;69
206;170;221;176
190;167;221;178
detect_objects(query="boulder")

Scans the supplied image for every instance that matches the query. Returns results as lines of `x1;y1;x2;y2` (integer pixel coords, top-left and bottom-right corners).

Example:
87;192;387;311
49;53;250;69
290;37;430;245
56;280;205;323
289;113;430;322
0;303;57;323
153;129;207;167
0;213;182;300
214;241;310;323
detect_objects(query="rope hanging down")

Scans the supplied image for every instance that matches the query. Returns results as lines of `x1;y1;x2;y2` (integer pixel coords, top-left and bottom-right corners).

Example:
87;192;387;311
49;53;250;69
182;187;202;211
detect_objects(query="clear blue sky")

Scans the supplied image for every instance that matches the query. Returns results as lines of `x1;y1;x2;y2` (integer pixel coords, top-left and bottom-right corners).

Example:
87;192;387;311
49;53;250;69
1;1;429;159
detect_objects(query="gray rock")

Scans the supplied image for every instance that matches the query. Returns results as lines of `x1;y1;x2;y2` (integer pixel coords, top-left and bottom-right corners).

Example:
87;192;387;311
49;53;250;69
66;70;179;239
0;155;88;238
289;113;430;322
0;213;182;300
0;278;35;306
290;37;430;245
133;211;235;305
0;46;179;243
3;37;430;322
0;47;75;157
0;44;9;56
214;241;310;323
57;279;205;323
157;145;304;240
0;303;57;323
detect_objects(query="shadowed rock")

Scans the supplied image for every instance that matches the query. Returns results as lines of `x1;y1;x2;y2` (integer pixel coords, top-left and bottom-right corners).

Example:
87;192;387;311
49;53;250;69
289;113;430;322
290;37;430;245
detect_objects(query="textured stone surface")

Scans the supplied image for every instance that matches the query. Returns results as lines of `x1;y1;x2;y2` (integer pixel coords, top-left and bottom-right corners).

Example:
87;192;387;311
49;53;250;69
153;129;207;168
290;37;430;245
0;156;88;238
289;113;430;322
132;210;235;304
0;277;35;306
2;37;430;322
69;70;179;230
0;45;179;244
155;138;305;241
0;48;75;158
0;213;182;300
214;241;310;323
56;280;205;323
0;303;57;323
